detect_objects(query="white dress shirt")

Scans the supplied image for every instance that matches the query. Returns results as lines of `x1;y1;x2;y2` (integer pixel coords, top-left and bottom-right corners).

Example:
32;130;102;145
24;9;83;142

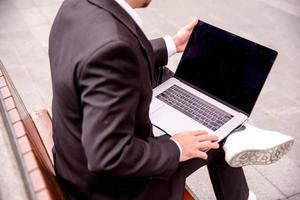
114;0;182;156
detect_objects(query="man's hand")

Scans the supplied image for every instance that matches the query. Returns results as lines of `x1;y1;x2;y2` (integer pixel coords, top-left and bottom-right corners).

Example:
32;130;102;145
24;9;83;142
172;17;199;53
171;130;219;162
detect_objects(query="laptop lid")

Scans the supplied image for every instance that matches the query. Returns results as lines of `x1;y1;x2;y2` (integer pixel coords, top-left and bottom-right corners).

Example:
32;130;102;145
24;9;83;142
175;21;278;116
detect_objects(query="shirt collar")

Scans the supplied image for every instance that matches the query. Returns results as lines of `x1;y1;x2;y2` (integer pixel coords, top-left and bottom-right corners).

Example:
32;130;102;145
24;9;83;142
114;0;143;28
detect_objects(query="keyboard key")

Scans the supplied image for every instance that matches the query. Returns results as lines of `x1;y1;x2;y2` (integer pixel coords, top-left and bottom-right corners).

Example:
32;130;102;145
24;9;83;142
156;85;233;131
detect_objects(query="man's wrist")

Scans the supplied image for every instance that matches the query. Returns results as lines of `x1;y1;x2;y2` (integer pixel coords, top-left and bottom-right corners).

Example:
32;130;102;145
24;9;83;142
163;35;177;57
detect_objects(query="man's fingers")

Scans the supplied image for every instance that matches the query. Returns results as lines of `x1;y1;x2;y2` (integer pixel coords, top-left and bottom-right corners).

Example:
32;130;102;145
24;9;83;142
210;142;220;149
195;134;219;142
196;151;208;160
195;134;218;141
197;141;220;150
184;17;199;30
190;130;208;136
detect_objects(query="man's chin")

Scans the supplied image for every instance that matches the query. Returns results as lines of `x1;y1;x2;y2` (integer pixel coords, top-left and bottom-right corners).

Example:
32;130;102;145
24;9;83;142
142;0;151;8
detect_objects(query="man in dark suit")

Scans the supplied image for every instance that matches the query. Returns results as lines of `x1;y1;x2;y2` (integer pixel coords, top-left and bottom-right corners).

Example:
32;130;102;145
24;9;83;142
49;0;250;199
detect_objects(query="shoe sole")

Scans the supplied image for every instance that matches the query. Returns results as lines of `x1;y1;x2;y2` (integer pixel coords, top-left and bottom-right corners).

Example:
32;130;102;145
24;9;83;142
228;139;294;167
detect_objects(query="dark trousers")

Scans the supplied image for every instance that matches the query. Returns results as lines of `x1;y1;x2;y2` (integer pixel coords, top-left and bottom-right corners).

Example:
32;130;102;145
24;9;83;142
182;148;249;200
157;67;249;200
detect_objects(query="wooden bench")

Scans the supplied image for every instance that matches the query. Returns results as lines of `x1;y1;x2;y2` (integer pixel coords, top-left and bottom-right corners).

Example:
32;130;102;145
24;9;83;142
0;60;196;200
0;61;64;200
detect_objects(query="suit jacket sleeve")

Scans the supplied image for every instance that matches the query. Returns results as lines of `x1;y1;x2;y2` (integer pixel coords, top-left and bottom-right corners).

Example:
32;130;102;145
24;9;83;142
150;38;168;68
78;39;180;180
150;38;175;87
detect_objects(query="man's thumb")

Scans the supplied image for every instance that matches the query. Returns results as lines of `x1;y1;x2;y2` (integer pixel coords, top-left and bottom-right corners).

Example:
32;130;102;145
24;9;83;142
185;17;199;30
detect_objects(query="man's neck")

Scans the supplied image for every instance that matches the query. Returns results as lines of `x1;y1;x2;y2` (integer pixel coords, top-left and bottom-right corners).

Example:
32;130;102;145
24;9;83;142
115;0;143;28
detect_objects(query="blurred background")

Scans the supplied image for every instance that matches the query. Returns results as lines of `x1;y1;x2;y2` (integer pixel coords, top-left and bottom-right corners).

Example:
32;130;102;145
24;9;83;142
0;0;299;199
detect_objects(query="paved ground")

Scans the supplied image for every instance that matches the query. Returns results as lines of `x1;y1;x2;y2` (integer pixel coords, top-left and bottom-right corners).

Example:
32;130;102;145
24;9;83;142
0;0;299;199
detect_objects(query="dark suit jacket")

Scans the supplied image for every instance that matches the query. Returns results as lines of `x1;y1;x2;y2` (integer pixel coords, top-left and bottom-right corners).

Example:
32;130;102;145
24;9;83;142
49;0;185;199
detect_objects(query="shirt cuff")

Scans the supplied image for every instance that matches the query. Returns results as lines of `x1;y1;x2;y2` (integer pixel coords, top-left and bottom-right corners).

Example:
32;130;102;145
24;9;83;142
163;35;177;57
170;138;183;157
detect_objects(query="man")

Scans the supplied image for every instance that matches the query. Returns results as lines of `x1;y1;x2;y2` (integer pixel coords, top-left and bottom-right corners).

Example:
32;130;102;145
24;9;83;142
49;0;292;199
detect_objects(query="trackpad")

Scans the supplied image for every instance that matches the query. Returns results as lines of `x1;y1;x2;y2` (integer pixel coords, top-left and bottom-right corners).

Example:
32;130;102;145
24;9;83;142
150;106;209;136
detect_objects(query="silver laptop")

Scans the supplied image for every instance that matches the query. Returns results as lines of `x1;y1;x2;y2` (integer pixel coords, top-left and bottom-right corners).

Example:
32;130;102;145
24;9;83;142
150;21;278;141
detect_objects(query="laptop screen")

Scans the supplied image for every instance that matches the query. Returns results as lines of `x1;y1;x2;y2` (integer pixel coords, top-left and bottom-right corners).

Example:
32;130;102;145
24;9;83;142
175;21;278;115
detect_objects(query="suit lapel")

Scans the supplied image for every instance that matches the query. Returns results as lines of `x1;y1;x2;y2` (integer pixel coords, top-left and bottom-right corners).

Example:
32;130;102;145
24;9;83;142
87;0;154;83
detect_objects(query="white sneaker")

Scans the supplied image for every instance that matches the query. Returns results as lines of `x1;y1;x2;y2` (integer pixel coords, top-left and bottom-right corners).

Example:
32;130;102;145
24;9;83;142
248;190;256;200
223;124;294;167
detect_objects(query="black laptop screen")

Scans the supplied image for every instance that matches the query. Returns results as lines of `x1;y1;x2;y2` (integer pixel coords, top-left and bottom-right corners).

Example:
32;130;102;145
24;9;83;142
175;21;277;115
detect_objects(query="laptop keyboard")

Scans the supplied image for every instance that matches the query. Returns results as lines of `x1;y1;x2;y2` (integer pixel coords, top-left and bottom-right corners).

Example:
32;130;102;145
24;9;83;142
156;85;233;131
